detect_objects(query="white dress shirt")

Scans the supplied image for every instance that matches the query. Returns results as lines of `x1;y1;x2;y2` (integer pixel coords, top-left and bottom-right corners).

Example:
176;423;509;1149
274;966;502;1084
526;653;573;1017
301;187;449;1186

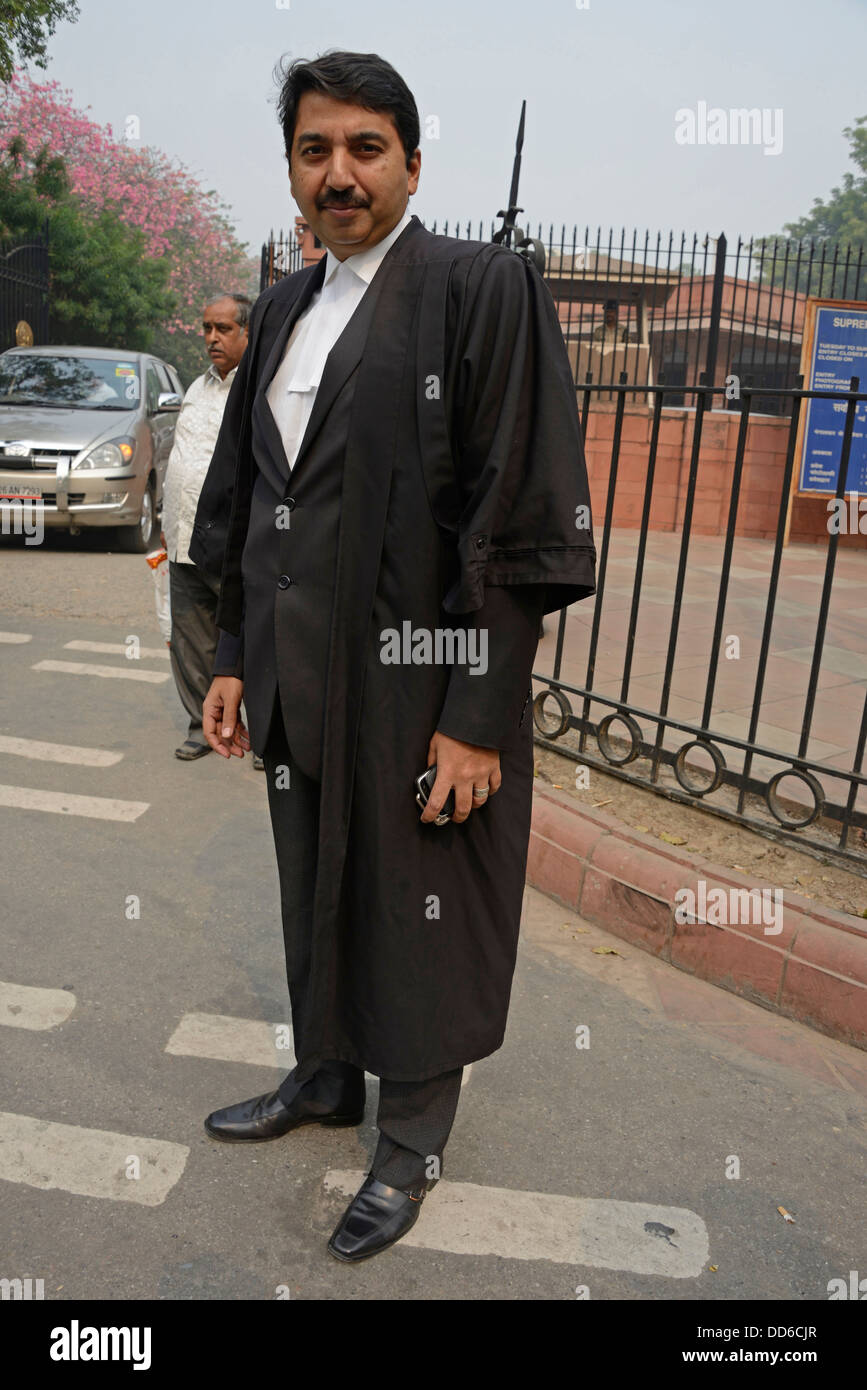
266;207;412;470
163;361;238;563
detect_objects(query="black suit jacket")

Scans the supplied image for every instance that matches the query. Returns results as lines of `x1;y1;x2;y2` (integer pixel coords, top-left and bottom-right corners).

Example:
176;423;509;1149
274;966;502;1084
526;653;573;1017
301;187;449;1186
207;234;547;760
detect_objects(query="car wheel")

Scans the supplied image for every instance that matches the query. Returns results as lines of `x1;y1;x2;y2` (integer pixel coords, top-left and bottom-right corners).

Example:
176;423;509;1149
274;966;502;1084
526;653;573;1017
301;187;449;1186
116;479;157;554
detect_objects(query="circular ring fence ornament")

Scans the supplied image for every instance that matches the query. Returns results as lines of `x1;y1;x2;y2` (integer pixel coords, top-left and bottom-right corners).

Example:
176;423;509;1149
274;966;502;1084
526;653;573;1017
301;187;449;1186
673;739;727;796
765;767;823;829
532;688;572;739
596;710;643;766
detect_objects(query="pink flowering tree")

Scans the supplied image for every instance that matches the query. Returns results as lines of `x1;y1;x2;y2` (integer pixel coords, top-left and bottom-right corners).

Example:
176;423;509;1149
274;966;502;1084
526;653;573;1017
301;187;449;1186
0;72;258;383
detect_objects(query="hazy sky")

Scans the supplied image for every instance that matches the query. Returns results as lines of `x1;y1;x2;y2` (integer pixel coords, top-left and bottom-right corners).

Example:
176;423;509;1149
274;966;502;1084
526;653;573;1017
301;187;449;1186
38;0;867;257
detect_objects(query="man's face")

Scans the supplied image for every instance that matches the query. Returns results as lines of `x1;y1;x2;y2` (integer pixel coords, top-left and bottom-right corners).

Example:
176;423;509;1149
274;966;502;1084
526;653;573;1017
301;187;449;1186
605;307;617;327
287;90;421;259
203;298;248;377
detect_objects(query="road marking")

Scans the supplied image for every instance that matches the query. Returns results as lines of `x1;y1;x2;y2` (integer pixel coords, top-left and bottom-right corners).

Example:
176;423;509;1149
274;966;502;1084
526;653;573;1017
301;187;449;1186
64;640;170;661
32;660;169;683
0;784;148;821
0;631;32;643
323;1170;709;1276
0;734;123;767
165;1012;292;1069
0;1112;188;1206
164;1012;472;1087
0;982;76;1030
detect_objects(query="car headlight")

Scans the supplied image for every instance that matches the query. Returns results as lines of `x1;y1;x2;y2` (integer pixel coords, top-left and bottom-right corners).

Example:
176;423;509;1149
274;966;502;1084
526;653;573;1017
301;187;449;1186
75;438;136;470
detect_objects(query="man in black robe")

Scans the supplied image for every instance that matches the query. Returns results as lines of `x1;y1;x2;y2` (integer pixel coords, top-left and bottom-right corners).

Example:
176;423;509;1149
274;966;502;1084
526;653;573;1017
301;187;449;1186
189;50;596;1263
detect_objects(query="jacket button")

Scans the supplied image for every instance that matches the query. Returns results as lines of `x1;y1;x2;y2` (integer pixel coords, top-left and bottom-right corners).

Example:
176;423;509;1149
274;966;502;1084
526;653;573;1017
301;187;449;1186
283;496;296;510
474;536;487;550
277;574;292;589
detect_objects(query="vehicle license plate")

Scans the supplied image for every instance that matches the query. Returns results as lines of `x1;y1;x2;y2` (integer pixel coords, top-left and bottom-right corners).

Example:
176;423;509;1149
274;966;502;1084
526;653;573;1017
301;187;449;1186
0;482;42;498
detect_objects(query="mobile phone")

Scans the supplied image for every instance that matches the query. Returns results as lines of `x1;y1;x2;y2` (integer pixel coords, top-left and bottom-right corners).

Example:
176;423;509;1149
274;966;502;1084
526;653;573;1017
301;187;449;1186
415;765;455;825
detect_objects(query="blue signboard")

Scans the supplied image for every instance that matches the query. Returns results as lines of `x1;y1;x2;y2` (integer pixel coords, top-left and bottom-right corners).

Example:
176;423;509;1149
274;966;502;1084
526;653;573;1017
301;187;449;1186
798;303;867;494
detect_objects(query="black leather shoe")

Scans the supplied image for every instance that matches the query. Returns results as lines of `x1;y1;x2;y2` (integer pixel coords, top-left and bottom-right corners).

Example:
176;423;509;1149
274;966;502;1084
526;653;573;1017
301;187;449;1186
327;1173;430;1262
204;1088;364;1142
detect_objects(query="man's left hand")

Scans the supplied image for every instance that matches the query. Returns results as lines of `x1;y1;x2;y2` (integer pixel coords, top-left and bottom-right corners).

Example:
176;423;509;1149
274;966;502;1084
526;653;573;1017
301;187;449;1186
421;730;501;824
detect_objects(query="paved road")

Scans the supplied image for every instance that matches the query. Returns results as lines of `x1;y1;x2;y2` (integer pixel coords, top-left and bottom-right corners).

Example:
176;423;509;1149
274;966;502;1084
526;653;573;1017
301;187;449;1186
1;544;865;1300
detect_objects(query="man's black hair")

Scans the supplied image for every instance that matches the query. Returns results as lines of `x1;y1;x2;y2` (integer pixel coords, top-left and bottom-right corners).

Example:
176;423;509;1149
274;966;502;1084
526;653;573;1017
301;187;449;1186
276;50;420;169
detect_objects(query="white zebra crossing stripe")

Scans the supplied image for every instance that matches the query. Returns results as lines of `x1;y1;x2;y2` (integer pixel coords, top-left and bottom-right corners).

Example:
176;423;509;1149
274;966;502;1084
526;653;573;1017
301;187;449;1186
0;982;76;1030
164;1013;473;1087
323;1170;709;1276
0;1112;189;1205
64;640;170;661
0;734;123;767
165;1013;291;1069
32;660;169;683
0;784;148;821
0;632;32;643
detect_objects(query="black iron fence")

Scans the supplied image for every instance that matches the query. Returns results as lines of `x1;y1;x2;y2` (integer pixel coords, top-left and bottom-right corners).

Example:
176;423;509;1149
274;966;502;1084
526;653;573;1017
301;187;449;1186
0;226;49;347
424;221;867;414
260;228;304;289
533;370;867;868
262;220;866;415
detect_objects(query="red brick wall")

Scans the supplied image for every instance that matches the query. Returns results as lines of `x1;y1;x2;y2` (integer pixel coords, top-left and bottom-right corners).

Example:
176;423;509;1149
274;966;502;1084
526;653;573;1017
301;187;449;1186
582;404;863;548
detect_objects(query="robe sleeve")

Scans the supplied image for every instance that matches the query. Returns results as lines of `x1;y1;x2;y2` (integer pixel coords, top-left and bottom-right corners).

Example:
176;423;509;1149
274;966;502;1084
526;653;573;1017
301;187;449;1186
435;583;545;749
212;600;245;680
442;244;596;617
188;349;250;582
433;245;595;748
189;296;263;628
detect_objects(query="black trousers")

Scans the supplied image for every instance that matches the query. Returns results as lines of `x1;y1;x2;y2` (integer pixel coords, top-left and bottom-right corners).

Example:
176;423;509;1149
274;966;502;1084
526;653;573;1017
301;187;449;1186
168;560;220;742
261;695;464;1190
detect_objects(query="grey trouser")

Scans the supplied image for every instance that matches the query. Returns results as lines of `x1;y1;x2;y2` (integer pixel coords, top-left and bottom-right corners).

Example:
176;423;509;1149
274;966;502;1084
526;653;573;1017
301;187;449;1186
168;560;220;741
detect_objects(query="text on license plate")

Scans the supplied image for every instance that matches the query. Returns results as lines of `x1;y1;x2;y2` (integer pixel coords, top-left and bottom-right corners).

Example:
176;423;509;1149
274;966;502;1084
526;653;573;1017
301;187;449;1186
0;483;42;498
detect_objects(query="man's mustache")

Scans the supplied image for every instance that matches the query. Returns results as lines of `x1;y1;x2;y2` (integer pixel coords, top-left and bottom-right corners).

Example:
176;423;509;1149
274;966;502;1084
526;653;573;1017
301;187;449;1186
319;197;370;209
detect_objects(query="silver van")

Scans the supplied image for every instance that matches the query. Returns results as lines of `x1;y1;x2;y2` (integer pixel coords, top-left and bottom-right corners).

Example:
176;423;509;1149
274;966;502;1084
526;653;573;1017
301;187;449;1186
0;345;183;552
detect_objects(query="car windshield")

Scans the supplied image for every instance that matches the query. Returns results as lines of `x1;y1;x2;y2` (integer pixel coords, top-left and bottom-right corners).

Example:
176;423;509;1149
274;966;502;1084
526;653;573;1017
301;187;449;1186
0;355;141;410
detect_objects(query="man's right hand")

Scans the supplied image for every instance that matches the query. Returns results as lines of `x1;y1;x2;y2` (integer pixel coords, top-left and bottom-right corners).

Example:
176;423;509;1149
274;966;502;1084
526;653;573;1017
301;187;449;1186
203;677;251;758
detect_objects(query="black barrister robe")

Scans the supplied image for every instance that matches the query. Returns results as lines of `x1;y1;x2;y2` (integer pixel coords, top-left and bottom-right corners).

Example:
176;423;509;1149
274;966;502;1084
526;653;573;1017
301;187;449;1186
190;215;596;1084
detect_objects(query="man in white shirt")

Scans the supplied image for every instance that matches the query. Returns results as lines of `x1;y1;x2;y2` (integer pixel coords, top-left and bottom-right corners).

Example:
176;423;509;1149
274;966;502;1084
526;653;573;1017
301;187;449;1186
161;294;250;759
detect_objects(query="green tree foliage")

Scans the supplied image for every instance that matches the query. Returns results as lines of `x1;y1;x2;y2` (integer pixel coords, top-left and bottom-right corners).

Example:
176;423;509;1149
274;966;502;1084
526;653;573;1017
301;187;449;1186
0;138;175;348
0;0;79;81
0;73;258;385
780;117;867;248
758;118;867;290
